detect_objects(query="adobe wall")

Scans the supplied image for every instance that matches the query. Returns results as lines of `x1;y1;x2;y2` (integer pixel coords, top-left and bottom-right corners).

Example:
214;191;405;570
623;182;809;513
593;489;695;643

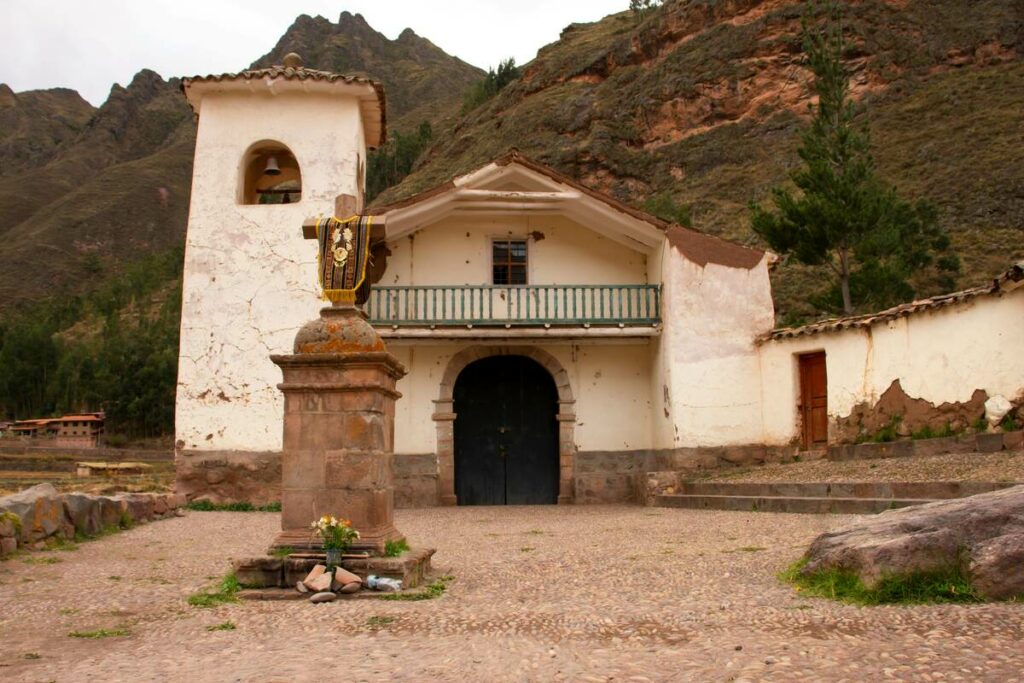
759;288;1024;444
175;91;367;457
654;247;776;448
381;213;649;288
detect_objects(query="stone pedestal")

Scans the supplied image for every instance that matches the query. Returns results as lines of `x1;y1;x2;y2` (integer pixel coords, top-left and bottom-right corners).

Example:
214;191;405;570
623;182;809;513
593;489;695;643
270;305;408;555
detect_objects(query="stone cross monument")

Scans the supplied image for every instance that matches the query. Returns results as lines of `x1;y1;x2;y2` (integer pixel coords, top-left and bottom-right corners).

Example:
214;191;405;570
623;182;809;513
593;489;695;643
270;194;408;555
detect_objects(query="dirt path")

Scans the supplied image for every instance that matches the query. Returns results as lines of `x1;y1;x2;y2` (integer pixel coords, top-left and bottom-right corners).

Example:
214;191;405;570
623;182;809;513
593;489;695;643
1;507;1021;682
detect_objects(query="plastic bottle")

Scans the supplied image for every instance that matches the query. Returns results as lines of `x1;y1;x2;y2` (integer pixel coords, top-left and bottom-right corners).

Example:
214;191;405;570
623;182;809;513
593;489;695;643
366;574;402;592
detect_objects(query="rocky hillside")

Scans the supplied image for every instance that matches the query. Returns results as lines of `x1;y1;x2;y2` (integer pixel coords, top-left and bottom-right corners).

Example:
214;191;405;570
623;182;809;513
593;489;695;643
0;85;95;176
0;12;482;314
378;0;1024;321
251;11;483;132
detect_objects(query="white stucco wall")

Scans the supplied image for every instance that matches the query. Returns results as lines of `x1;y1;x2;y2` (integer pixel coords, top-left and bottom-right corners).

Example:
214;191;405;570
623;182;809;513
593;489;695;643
389;342;655;455
656;248;776;447
381;214;648;287
176;90;367;452
759;289;1024;444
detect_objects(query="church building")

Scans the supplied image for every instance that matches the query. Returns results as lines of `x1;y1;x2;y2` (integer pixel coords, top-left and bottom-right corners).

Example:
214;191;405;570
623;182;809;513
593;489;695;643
174;57;1024;507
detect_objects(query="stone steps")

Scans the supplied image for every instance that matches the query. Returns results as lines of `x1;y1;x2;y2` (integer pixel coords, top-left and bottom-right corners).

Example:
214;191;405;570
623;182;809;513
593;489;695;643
652;481;1020;514
654;492;936;514
678;481;1012;499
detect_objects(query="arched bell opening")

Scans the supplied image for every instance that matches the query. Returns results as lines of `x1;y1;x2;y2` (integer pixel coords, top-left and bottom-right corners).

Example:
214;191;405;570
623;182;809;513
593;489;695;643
239;141;302;205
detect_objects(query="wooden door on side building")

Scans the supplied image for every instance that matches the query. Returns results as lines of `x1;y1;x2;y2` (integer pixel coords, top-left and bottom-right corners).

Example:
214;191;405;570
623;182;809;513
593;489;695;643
453;355;559;505
798;352;828;449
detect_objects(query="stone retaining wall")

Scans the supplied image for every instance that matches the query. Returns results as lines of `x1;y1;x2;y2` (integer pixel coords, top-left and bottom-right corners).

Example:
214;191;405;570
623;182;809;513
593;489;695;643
0;442;171;461
827;431;1023;462
577;445;805;504
0;484;185;557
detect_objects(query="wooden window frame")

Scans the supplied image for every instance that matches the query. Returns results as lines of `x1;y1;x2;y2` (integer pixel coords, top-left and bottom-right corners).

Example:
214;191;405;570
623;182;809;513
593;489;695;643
490;237;529;286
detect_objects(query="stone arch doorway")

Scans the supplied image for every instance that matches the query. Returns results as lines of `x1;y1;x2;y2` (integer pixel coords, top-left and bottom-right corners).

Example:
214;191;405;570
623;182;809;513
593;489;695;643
454;356;559;505
433;346;576;505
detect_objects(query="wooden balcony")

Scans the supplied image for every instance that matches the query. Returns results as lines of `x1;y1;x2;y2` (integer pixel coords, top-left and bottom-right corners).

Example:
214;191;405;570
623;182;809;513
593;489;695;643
366;285;661;331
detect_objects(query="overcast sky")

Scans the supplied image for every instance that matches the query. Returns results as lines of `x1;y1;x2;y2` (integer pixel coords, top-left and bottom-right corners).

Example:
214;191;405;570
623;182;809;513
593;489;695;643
1;0;629;106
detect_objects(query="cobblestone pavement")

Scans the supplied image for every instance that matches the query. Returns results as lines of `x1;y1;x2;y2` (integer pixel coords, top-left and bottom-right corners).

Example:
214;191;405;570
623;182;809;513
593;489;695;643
705;450;1024;484
1;506;1022;682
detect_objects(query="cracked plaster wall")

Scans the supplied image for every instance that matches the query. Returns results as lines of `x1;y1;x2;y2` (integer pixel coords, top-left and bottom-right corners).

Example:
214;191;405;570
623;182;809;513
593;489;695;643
176;91;366;452
656;249;776;448
759;290;1024;444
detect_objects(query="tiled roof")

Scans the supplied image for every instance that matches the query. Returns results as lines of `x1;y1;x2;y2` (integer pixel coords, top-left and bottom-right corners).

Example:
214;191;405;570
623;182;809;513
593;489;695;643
764;262;1024;342
370;149;766;270
181;55;387;147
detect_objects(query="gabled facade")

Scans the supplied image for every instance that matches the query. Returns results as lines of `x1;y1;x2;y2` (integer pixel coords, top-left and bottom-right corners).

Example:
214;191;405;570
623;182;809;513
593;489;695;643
360;151;774;505
173;58;1024;508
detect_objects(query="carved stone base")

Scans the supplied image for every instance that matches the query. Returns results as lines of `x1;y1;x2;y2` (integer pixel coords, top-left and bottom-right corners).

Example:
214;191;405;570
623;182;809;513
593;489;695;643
270;526;405;556
234;547;435;589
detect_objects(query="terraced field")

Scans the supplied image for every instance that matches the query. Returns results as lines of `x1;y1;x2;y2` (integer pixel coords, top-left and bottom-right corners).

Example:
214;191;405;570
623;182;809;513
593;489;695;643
0;449;173;496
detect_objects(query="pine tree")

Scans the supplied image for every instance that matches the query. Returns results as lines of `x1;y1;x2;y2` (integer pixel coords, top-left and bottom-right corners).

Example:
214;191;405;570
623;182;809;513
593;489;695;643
750;2;958;315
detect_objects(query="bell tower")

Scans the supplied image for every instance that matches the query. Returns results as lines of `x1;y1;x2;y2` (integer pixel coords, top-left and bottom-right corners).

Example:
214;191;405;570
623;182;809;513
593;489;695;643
174;54;386;503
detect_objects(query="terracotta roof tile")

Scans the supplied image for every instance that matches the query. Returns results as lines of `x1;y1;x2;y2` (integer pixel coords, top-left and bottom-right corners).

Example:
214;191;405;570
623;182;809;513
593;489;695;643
764;262;1024;342
370;148;765;270
181;60;387;146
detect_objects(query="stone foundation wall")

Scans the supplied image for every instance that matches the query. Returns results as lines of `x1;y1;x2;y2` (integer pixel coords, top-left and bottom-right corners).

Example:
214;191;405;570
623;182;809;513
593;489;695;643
175;450;282;506
175;446;819;507
575;444;805;504
393;454;440;508
175;449;438;509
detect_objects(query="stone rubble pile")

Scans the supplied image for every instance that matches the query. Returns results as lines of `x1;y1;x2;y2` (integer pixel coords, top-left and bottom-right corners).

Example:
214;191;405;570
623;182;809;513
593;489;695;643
300;563;367;603
296;563;402;603
0;483;186;556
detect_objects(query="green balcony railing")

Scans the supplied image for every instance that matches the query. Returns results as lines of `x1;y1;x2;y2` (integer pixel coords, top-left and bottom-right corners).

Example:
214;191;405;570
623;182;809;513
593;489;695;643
367;285;660;326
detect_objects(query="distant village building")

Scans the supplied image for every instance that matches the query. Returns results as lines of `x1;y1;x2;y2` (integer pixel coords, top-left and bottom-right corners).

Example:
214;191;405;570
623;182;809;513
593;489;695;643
174;56;1024;506
9;418;60;439
54;414;105;448
6;412;105;447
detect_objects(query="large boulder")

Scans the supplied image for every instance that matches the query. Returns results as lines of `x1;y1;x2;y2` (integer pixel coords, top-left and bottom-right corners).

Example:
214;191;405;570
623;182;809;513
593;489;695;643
96;496;128;529
0;484;66;542
63;493;102;537
801;485;1024;599
114;493;154;522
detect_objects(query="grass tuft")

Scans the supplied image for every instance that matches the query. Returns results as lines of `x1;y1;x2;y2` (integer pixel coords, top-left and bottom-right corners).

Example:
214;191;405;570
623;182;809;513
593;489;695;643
780;557;982;605
0;511;22;535
118;511;134;529
69;628;130;639
381;575;453;602
22;555;62;565
188;572;241;608
366;615;396;627
206;621;236;632
269;546;294;559
384;539;410;557
186;500;281;512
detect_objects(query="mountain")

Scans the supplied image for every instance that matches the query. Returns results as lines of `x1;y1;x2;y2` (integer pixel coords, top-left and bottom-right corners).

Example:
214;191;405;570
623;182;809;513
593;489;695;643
0;12;484;314
376;0;1024;321
0;85;95;177
251;11;484;131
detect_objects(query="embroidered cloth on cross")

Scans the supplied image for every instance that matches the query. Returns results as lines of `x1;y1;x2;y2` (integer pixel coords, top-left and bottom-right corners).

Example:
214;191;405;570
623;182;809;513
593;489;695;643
315;214;372;304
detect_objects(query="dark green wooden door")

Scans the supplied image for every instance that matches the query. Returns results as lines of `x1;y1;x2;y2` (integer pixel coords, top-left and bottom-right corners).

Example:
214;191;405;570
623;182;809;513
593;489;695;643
453;356;559;505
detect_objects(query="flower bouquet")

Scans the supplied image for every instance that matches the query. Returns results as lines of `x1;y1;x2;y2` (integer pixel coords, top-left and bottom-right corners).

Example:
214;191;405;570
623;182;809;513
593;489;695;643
310;515;360;566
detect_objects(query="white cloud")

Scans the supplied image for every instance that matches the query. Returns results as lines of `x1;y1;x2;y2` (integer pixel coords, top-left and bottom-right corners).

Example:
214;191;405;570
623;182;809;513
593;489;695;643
0;0;628;106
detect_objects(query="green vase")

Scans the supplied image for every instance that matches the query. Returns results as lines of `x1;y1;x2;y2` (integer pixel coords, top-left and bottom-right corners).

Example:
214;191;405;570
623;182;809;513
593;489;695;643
325;548;343;567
